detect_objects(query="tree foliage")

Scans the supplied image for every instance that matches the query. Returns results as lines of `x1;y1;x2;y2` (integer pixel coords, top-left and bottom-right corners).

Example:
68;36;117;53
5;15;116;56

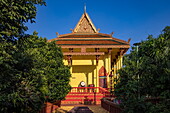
0;32;71;113
0;0;46;41
18;33;71;102
0;36;44;112
115;26;170;113
0;0;71;112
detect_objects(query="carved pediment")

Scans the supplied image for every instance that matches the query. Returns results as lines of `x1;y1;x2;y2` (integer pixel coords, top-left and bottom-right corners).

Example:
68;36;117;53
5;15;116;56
73;13;98;33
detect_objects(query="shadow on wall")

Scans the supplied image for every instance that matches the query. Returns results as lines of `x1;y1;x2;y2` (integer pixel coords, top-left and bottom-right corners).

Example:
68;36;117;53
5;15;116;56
72;65;96;73
72;65;96;87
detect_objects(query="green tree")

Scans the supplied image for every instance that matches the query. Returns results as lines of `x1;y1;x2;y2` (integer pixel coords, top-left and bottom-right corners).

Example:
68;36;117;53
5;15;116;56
115;47;147;113
0;0;46;112
0;0;46;41
18;32;71;102
115;26;170;113
139;26;170;112
0;0;71;112
0;37;45;112
0;32;71;113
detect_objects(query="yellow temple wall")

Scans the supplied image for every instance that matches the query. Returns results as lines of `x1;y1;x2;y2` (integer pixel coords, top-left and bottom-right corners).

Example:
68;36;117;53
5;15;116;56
63;54;123;88
68;59;104;87
112;56;123;88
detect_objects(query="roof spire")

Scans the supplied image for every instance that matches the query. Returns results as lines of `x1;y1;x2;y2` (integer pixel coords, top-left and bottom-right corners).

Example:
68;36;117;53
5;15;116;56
84;3;86;13
73;4;98;33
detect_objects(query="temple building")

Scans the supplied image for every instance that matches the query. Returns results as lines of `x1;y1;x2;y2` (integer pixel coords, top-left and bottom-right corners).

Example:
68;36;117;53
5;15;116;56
48;11;130;89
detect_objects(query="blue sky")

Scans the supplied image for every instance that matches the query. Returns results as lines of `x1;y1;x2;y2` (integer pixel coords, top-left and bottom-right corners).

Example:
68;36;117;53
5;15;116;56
26;0;170;50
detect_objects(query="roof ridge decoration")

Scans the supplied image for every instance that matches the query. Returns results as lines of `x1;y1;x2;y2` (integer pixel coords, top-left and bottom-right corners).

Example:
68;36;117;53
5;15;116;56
73;12;98;33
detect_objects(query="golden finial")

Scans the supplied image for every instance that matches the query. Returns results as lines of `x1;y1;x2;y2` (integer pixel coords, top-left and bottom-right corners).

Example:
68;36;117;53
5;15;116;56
84;3;86;13
56;32;59;37
70;28;73;32
110;32;114;36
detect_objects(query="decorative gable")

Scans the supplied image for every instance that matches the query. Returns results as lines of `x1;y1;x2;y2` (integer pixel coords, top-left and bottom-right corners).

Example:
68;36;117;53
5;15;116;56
73;13;98;33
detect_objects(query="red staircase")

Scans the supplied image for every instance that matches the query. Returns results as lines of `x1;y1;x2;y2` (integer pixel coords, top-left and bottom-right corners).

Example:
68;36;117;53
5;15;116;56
61;87;110;105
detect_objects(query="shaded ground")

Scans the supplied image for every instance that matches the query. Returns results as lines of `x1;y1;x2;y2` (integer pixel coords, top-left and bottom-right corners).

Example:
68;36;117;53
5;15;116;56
56;105;109;113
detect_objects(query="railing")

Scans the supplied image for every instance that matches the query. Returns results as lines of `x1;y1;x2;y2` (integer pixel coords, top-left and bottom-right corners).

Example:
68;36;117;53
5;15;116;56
70;87;96;93
101;97;162;113
39;102;60;113
70;87;110;95
98;87;110;97
101;98;122;113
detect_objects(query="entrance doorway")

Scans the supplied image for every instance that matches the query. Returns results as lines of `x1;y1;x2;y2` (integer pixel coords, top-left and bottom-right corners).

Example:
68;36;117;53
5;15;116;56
99;66;108;88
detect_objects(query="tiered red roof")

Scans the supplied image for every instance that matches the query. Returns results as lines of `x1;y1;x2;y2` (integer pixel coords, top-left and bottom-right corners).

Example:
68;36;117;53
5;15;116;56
48;12;130;49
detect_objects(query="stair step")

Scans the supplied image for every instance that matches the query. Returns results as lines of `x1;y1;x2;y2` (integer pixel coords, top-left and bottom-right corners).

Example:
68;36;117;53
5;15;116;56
61;101;101;105
62;99;101;101
66;95;103;97
65;97;103;100
66;94;103;96
61;101;82;104
68;92;103;94
62;91;109;105
68;93;103;94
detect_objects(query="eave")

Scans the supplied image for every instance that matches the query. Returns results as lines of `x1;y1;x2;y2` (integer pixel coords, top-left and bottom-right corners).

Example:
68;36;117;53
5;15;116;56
63;52;105;56
59;45;130;49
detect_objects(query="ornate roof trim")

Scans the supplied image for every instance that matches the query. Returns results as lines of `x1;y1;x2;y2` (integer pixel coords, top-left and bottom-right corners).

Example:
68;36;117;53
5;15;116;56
56;39;128;45
73;12;98;33
60;45;130;48
58;33;110;38
63;52;105;56
48;34;130;46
